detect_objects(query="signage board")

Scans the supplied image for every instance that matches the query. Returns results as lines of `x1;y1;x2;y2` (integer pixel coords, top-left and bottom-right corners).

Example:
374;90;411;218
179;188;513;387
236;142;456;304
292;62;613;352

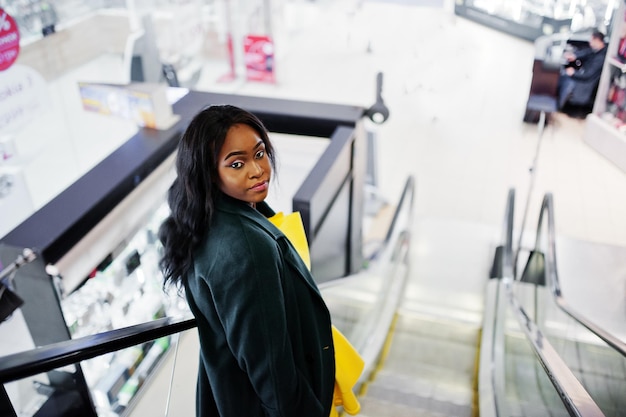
0;9;20;72
78;82;180;130
243;35;275;83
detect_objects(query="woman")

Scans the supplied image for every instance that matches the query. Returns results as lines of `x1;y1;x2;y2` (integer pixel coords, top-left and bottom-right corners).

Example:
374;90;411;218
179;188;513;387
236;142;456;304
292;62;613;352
158;104;335;417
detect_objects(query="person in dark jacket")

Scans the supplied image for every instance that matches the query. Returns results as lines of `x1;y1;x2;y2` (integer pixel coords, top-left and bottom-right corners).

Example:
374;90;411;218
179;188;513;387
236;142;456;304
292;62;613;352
158;104;335;417
557;29;607;111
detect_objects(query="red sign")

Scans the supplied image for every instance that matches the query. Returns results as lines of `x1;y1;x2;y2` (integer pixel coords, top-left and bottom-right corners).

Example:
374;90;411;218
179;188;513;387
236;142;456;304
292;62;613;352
243;35;275;83
0;9;19;71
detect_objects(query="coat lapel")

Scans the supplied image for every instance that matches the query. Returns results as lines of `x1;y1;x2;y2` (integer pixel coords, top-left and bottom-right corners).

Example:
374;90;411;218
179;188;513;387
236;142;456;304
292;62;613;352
216;195;324;298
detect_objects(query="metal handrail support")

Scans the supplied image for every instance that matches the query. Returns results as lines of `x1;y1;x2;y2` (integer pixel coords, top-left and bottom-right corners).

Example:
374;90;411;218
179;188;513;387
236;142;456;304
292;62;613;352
515;110;549;277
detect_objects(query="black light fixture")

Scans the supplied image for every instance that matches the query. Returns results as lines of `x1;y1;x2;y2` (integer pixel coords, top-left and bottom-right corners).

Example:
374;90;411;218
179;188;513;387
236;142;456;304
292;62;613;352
364;72;390;124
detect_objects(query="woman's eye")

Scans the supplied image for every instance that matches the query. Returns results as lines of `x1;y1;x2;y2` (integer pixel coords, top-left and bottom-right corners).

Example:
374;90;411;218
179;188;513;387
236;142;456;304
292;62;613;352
255;150;265;159
230;161;243;169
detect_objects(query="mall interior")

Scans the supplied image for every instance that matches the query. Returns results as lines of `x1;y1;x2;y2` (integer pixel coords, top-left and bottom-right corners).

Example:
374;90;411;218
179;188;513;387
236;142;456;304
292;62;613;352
0;0;625;416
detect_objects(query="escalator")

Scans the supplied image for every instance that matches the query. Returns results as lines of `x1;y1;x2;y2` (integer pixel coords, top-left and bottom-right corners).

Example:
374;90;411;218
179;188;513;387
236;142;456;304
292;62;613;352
1;181;624;417
480;189;625;417
322;184;625;417
321;175;480;417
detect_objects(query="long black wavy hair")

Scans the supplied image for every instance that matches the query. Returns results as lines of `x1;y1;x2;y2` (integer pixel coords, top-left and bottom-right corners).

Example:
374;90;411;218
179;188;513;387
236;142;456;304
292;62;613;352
159;104;276;289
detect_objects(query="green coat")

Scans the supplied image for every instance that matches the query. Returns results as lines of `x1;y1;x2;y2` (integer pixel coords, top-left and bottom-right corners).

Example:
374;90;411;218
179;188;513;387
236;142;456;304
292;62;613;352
184;194;335;417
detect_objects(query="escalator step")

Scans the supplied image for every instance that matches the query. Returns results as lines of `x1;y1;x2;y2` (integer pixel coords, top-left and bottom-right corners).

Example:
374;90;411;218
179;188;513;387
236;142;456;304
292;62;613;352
357;396;426;417
364;369;474;415
357;312;479;417
384;329;478;376
359;392;473;417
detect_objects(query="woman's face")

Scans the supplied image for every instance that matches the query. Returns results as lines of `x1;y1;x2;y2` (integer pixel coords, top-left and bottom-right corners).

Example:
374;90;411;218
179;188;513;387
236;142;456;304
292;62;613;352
217;123;272;205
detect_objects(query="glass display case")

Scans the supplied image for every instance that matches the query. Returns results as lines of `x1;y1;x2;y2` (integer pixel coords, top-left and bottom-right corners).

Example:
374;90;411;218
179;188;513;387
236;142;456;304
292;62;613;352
0;173;191;417
58;200;190;416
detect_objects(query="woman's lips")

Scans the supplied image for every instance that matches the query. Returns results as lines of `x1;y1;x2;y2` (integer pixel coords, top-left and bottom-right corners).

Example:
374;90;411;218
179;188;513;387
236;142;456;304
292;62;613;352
249;181;268;192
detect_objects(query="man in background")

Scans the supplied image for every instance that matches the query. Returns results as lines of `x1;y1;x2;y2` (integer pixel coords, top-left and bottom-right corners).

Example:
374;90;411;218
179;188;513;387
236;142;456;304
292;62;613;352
557;29;607;112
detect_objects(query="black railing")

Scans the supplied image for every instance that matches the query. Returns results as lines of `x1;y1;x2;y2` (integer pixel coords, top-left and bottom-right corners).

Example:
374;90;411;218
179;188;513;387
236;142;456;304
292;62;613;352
0;316;195;384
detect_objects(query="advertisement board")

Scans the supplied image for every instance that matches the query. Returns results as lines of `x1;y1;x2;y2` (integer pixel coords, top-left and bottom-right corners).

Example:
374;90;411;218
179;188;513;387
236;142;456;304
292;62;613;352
78;83;180;130
0;9;19;72
243;35;275;83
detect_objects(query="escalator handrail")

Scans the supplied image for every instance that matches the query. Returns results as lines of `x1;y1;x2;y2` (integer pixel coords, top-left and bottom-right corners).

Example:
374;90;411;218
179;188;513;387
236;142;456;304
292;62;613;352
382;175;415;247
480;188;515;417
533;193;626;356
0;315;196;384
497;188;605;417
325;175;414;383
504;280;606;417
502;188;515;279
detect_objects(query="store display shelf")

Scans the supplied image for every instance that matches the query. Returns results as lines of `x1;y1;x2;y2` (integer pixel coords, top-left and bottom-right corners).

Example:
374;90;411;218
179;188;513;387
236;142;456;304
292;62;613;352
584;113;626;173
608;56;626;71
582;0;626;174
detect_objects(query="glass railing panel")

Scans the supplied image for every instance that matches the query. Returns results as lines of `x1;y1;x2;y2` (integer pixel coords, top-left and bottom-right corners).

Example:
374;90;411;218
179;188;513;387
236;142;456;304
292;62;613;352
502;288;573;417
517;192;626;416
488;189;609;417
320;176;413;380
123;329;198;417
5;365;99;417
6;371;54;417
322;232;409;342
517;280;626;417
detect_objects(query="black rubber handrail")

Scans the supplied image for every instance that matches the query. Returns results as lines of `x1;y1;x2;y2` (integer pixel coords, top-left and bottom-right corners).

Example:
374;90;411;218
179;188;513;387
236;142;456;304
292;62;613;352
383;175;415;245
0;316;196;384
533;193;626;356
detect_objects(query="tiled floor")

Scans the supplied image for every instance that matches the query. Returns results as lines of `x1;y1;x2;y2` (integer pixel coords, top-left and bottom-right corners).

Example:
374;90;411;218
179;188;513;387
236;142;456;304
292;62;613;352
5;0;626;415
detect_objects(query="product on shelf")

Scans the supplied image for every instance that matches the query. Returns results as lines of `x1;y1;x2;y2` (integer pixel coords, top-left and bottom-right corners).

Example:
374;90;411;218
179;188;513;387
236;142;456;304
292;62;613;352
56;201;187;416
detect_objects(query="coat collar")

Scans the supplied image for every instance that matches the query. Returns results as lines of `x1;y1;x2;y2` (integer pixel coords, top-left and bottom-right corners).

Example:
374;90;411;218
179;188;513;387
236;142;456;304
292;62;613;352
216;193;280;238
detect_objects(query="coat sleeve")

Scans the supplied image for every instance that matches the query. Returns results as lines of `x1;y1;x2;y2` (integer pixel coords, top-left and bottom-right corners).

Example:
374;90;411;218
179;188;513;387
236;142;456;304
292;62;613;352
206;220;325;416
571;51;605;82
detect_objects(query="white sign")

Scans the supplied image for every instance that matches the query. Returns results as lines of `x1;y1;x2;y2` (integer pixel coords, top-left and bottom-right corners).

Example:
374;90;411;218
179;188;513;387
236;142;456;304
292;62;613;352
0;65;47;134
